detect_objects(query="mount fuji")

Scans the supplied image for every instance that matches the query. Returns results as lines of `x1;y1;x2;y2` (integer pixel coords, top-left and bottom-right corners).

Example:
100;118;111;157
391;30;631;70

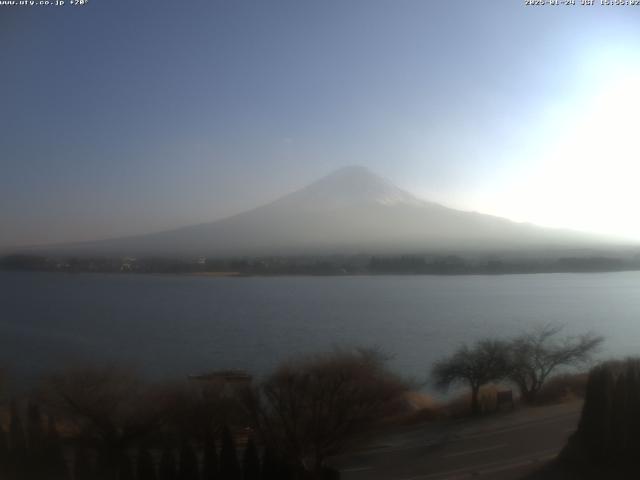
35;166;610;257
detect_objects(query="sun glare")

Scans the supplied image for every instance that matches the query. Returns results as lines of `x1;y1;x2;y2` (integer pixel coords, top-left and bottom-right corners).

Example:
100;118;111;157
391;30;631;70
488;59;640;240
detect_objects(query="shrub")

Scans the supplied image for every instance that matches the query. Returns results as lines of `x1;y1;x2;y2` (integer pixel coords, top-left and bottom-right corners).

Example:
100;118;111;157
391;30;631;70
535;373;588;405
244;348;408;475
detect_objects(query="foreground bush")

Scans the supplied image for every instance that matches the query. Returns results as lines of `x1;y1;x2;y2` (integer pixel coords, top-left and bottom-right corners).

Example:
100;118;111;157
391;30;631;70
535;373;588;405
243;348;408;477
560;358;640;474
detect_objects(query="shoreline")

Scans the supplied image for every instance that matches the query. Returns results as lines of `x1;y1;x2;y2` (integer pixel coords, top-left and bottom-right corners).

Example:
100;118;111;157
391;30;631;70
2;268;640;278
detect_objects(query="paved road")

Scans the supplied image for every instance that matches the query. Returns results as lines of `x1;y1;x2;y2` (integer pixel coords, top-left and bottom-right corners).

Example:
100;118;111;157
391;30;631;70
330;402;581;480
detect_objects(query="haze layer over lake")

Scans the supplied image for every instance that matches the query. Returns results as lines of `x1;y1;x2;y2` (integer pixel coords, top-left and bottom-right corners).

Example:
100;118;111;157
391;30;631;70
2;271;639;388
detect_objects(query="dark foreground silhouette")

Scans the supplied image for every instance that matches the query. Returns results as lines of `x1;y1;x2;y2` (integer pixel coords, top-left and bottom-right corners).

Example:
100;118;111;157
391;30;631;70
526;358;640;479
0;349;405;480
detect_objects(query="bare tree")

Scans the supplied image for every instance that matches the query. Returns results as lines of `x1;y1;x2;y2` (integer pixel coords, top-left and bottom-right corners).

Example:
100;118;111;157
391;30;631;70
242;348;408;476
159;379;237;442
432;339;511;415
43;366;170;475
507;325;603;404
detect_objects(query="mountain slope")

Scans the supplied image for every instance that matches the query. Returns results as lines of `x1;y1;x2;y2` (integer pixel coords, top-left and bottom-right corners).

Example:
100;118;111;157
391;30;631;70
35;166;610;256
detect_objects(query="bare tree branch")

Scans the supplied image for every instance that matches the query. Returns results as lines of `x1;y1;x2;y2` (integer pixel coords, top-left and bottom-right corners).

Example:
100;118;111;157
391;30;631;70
507;325;603;404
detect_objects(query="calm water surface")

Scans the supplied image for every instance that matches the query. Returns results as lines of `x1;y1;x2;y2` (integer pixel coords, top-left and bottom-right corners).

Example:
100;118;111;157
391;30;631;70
2;271;640;386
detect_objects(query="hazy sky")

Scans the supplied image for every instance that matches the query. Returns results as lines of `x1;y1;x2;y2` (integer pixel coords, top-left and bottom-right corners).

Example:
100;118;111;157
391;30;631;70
2;0;640;247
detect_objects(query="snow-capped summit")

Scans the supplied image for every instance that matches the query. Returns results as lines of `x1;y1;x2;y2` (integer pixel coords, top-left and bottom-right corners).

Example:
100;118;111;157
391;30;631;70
268;165;426;211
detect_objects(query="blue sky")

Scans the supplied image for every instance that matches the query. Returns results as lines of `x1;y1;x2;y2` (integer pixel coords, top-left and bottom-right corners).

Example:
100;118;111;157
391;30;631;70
2;0;640;247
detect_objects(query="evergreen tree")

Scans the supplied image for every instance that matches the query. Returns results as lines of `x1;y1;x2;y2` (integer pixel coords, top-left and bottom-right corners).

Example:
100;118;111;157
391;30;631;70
44;415;68;480
119;452;134;480
22;403;45;480
220;426;240;480
610;374;628;459
202;431;218;480
159;447;178;480
320;466;341;480
96;446;118;480
9;401;26;454
626;365;640;459
260;447;278;480
576;364;615;463
137;446;157;480
242;438;260;480
26;403;44;454
566;359;640;470
0;424;9;479
178;441;199;480
278;459;292;480
9;401;26;478
74;446;95;480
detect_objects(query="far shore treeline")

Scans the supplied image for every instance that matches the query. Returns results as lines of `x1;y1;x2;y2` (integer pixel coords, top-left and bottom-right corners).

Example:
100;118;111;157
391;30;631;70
2;252;640;276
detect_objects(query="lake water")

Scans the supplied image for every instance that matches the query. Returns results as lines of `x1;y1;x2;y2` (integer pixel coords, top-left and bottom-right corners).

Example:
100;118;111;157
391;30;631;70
2;271;640;388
